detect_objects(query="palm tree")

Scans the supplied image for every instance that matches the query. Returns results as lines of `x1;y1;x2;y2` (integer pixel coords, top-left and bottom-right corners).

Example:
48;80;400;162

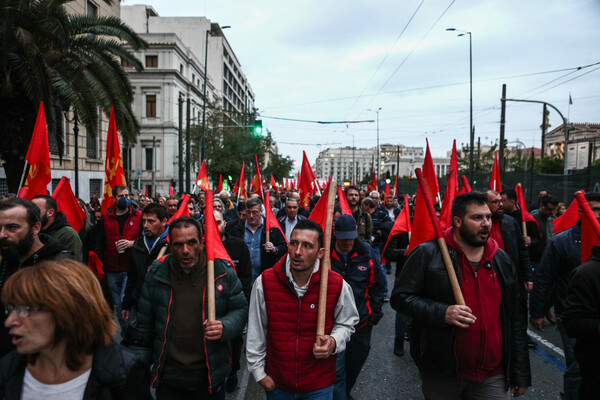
0;0;147;192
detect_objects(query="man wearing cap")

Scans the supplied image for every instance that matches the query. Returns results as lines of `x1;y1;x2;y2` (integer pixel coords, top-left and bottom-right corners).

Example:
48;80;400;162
330;214;386;399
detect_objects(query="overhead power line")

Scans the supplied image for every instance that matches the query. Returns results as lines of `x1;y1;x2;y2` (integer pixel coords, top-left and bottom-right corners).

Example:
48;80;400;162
260;115;374;124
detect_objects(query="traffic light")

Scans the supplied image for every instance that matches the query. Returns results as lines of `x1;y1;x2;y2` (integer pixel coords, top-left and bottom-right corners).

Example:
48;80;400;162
253;120;263;136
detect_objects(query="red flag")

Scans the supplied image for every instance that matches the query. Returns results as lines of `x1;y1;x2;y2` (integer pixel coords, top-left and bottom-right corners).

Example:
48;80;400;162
458;175;472;194
308;181;332;231
384;182;391;201
407;170;437;253
382;195;412;263
251;154;263;196
145;183;149;197
553;195;582;234
169;180;174;196
263;191;287;244
168;194;190;223
299;151;314;209
439;169;458;230
575;192;600;264
369;171;377;192
490;151;502;192
88;251;104;281
195;160;210;191
285;177;289;191
270;174;277;190
232;178;239;196
100;106;126;214
449;140;458;185
392;176;398;196
52;177;86;233
423;139;440;201
204;190;234;266
18;102;51;200
238;162;247;200
215;174;222;194
515;183;537;224
337;186;352;216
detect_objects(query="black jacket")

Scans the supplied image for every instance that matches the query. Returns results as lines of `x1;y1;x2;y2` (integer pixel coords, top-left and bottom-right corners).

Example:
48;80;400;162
277;214;307;239
383;232;410;277
0;234;72;358
499;215;532;283
530;223;581;319
0;343;152;399
563;246;600;382
222;233;252;301
390;240;531;388
122;233;169;311
229;221;287;273
507;209;543;264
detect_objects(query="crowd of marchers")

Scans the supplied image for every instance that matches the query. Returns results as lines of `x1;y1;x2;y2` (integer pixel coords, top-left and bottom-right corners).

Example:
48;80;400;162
0;184;597;400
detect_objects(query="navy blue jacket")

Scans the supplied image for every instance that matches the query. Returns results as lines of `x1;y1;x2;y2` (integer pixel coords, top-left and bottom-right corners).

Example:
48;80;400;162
330;239;386;328
530;222;581;318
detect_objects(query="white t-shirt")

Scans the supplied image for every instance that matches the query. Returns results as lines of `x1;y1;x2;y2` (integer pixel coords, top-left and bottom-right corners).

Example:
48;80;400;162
22;368;91;400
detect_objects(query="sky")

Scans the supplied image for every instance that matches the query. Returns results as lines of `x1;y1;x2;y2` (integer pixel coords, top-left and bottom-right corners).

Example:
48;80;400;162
127;0;600;171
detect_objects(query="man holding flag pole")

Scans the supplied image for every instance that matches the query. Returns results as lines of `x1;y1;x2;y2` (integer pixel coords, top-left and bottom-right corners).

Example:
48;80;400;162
391;170;530;399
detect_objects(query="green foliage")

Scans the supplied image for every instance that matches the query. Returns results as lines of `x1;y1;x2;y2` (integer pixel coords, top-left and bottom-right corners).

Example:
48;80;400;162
535;155;564;174
457;143;498;175
0;0;147;191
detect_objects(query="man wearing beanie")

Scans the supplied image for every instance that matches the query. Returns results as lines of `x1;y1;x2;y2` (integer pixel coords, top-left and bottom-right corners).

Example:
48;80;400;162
330;214;386;400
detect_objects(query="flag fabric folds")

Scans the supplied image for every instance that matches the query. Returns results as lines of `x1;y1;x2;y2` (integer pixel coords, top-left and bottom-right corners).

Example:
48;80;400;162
263;192;287;244
168;194;190;223
299;151;315;209
196;160;210;191
251;154;263;196
407;175;436;253
439;169;458;230
458;176;472;194
88;251;104;281
270;174;277;190
169;180;174;196
369;171;377;192
308;181;332;231
101;106;127;214
337;186;352;216
52;177;86;233
515;184;537;224
204;190;234;267
18;102;52;200
237;162;247;200
575;192;600;264
490;151;502;192
553;195;581;234
381;195;412;263
217;174;223;193
423;139;440;202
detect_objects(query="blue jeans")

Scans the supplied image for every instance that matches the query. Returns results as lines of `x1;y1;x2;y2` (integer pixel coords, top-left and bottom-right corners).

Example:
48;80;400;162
333;351;347;400
106;271;128;334
556;318;581;400
266;385;333;400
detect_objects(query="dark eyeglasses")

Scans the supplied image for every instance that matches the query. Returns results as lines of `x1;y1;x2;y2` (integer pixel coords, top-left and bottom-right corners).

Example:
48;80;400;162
5;304;40;318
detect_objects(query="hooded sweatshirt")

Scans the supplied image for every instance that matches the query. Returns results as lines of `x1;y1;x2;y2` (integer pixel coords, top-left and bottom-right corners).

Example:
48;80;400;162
445;228;504;382
41;211;83;261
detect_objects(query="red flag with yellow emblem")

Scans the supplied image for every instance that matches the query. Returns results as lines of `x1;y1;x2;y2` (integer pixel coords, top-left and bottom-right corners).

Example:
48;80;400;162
101;106;126;214
18;102;52;200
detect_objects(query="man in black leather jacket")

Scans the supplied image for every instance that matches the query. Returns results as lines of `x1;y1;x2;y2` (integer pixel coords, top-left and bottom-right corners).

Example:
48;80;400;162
390;192;530;399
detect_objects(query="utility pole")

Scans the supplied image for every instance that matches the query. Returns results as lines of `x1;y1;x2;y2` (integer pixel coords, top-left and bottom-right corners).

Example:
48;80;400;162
541;103;548;157
396;145;400;183
499;84;506;180
151;136;156;197
186;97;191;193
178;95;184;194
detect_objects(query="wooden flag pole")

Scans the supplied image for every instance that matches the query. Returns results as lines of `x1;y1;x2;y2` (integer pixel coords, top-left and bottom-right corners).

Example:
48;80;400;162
17;161;29;193
415;169;465;306
207;259;216;321
316;181;337;342
516;184;528;238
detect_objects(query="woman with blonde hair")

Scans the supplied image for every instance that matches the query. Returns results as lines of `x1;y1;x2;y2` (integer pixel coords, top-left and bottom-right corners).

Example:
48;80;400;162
0;259;151;399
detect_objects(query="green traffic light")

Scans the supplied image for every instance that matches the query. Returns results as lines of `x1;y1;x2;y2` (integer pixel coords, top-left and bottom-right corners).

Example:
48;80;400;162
253;120;263;135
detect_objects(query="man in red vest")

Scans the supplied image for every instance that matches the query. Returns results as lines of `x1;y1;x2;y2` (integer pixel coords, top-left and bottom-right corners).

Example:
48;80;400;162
246;219;359;399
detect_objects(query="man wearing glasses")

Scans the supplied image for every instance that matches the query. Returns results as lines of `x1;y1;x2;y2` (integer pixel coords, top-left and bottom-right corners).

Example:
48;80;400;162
230;197;287;282
278;198;307;242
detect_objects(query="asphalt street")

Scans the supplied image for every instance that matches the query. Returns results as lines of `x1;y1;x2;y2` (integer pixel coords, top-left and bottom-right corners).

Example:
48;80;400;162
228;270;567;400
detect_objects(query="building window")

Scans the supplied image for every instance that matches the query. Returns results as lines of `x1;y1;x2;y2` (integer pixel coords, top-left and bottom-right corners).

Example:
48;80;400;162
145;55;158;68
87;0;98;17
89;179;102;198
179;64;183;74
146;95;156;117
145;148;153;171
121;58;133;68
86;128;98;159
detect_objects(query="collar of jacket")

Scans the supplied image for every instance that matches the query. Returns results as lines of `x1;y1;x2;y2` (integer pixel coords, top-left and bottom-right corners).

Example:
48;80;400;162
444;227;498;265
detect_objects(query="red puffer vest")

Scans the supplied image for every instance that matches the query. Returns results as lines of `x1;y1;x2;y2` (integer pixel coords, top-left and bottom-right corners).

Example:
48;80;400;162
262;257;343;393
102;205;142;272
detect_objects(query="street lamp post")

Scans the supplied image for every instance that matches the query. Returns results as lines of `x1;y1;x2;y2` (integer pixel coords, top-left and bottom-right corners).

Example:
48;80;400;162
201;25;230;163
447;28;473;182
63;111;80;198
367;108;381;189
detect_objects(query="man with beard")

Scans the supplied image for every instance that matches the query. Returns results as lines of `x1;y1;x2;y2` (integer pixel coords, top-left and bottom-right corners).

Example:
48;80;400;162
344;185;373;242
391;192;530;398
32;194;83;261
0;198;71;357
